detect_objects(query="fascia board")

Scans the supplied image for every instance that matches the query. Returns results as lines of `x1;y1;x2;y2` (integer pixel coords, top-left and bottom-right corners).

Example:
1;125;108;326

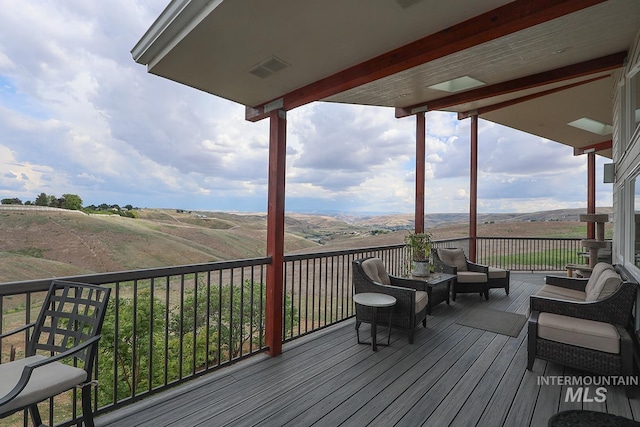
131;0;223;70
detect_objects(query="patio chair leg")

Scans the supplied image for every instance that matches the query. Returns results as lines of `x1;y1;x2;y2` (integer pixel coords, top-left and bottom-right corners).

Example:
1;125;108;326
422;318;427;327
29;404;43;427
82;384;96;427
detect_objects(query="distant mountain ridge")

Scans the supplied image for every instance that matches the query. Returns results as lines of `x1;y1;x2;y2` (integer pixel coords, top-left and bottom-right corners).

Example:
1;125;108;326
310;207;614;230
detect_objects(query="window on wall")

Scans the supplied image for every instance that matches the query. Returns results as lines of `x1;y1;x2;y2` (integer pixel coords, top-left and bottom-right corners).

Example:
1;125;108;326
631;67;640;138
634;71;640;133
634;175;640;268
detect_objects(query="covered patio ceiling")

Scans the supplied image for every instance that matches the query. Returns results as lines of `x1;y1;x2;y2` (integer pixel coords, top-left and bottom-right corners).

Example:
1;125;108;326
132;0;640;159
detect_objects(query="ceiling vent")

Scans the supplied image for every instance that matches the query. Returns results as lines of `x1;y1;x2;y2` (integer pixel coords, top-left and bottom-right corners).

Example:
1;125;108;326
395;0;425;9
249;56;290;79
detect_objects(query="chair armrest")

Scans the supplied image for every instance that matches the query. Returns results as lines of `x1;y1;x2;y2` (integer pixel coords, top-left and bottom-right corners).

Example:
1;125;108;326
0;334;102;407
389;275;425;291
544;275;588;291
529;281;637;325
0;322;35;341
467;261;489;274
434;263;456;275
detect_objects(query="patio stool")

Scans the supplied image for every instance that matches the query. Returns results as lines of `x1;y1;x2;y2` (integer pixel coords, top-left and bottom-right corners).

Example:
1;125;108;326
488;267;510;296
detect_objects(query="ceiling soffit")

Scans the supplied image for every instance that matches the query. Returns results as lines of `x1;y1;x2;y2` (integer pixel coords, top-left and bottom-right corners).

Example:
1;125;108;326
325;1;639;110
245;0;612;121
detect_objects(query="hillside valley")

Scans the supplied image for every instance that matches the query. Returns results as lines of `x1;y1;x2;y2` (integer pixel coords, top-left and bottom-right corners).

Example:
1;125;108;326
0;207;612;283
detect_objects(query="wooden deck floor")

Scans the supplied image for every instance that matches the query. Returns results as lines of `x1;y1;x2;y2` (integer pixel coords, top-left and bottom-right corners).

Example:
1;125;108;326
97;274;640;427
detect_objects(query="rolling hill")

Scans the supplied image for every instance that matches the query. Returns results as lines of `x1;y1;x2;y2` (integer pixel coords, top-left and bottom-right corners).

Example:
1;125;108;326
0;207;611;283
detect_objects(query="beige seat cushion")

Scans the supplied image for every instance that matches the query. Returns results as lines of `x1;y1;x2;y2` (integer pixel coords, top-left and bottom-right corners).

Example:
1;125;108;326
361;258;391;285
457;271;487;283
585;269;622;302
438;248;468;271
536;285;587;302
537;312;620;354
0;355;88;414
415;291;428;313
488;267;508;279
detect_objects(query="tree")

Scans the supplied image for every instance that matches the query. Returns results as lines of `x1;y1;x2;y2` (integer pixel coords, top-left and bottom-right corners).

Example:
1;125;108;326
1;197;22;205
170;280;297;360
35;193;49;206
98;289;167;404
97;280;298;406
60;193;83;210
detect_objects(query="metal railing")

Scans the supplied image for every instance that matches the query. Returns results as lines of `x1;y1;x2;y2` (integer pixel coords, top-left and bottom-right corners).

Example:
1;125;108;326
431;237;585;271
0;245;407;426
0;237;578;425
476;237;584;271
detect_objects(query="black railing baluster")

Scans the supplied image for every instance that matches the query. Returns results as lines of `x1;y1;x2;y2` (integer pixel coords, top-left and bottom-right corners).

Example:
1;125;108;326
163;276;170;385
149;277;155;389
192;273;199;373
179;275;185;379
205;271;212;370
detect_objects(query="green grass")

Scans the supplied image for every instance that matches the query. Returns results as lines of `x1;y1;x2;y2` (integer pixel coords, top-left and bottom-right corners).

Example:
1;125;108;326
8;247;44;258
484;248;584;268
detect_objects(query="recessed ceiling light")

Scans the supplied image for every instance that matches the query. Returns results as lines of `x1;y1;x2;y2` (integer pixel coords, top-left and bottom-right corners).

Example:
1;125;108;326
567;118;613;136
428;76;485;93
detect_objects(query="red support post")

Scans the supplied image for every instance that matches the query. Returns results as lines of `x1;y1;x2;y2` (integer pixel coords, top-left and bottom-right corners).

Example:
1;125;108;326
587;152;596;239
265;109;286;356
415;112;426;234
469;115;478;262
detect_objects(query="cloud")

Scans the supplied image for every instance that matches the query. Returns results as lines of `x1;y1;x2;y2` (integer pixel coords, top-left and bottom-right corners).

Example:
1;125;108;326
0;0;613;214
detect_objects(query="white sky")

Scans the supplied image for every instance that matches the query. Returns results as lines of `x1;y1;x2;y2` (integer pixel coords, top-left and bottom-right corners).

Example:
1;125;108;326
0;0;613;214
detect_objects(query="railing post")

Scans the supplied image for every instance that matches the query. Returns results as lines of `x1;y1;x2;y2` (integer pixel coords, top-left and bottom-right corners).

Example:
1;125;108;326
587;152;596;239
469;114;478;262
415;112;426;233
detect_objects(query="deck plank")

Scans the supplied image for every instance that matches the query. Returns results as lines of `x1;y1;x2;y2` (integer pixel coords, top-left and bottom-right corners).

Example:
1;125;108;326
96;274;639;427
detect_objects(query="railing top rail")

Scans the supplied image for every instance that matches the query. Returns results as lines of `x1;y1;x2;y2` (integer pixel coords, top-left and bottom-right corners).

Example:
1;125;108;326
476;236;583;241
0;257;272;296
284;244;405;262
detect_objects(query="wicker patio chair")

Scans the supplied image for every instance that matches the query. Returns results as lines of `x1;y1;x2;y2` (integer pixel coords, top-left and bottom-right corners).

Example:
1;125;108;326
352;257;428;344
432;248;489;301
0;280;111;427
527;266;637;396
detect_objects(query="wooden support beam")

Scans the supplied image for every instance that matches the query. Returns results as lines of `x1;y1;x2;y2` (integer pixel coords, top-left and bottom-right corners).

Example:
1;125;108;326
399;52;626;118
469;115;478;262
415;112;426;234
265;109;286;356
247;0;606;122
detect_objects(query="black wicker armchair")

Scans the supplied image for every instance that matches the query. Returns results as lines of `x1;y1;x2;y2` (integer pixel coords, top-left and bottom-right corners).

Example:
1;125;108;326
527;266;638;395
432;248;489;301
0;280;111;427
352;257;428;344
